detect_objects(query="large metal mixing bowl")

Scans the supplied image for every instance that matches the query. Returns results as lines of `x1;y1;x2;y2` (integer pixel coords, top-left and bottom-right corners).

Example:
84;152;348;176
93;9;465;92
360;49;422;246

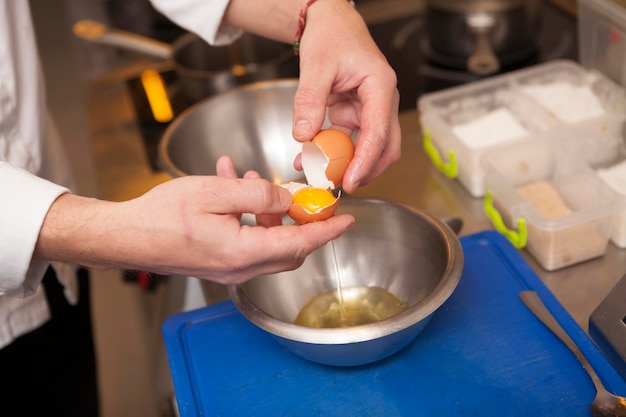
159;79;304;184
229;198;464;367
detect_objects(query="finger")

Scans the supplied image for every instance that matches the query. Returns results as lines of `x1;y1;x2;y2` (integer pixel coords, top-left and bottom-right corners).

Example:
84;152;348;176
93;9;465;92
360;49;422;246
199;176;293;216
207;256;307;285
342;84;401;193
242;170;260;180
235;213;355;278
293;152;303;172
216;155;238;178
355;106;402;188
244;170;284;227
292;63;333;142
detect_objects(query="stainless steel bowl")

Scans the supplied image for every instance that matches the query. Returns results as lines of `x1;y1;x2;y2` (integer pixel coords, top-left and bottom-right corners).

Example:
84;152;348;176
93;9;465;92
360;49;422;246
159;79;303;184
229;198;464;366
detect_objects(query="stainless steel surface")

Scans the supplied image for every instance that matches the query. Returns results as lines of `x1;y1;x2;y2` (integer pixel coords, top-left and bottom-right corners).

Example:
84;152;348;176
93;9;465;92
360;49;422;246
229;198;464;367
76;21;298;103
159;79;304;183
520;291;626;417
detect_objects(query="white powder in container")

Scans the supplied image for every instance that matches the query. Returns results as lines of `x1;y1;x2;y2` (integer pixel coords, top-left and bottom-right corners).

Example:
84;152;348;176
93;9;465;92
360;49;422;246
452;107;529;149
596;160;626;195
519;81;606;124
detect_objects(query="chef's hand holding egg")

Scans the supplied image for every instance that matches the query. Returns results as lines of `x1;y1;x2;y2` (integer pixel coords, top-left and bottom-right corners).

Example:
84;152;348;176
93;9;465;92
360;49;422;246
286;129;355;224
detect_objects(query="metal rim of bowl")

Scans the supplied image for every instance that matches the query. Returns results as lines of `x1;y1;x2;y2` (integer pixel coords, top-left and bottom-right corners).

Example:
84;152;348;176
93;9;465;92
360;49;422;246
228;198;465;345
158;78;300;178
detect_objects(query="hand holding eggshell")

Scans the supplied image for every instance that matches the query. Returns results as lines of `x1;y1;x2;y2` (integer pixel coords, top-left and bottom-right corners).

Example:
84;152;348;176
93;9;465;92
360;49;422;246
287;129;355;224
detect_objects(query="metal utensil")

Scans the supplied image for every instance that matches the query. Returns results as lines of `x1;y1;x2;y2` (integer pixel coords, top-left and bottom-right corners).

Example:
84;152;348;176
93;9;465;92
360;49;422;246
519;291;626;417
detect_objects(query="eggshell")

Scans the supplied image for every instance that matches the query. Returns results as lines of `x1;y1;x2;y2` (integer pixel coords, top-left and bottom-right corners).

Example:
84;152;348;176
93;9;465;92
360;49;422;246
284;183;340;224
287;193;340;224
302;129;355;189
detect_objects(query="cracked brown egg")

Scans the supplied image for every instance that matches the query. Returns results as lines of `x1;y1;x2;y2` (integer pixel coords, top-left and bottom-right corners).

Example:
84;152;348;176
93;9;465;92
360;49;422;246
286;129;355;224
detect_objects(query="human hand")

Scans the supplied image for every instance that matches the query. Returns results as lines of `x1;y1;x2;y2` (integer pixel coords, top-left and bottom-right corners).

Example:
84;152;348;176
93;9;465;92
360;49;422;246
215;155;284;228
35;173;355;284
292;0;402;193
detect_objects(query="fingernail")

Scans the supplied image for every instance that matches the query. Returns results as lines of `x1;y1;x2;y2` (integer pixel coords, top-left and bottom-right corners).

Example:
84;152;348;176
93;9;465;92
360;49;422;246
293;119;312;138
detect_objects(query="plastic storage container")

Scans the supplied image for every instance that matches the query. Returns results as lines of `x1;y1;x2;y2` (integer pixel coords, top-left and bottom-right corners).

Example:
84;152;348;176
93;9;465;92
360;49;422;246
418;59;626;198
579;0;626;87
563;114;626;248
482;138;616;271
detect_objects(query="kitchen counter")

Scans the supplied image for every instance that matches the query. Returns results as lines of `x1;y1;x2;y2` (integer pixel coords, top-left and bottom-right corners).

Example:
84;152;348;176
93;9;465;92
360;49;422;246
88;82;626;333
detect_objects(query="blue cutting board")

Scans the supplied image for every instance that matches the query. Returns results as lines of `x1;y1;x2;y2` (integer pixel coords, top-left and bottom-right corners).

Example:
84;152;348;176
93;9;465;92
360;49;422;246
162;231;626;416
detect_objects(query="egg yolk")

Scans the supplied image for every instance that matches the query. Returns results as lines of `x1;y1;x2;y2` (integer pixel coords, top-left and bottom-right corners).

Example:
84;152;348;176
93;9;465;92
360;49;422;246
293;188;336;213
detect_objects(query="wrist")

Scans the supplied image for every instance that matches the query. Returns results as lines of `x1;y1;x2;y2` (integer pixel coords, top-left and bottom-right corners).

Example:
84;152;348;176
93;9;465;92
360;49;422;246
294;0;357;56
34;193;115;269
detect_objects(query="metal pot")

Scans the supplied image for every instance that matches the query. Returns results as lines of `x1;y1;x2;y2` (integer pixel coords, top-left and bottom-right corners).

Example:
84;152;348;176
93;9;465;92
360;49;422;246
73;20;298;103
425;0;543;75
229;197;465;366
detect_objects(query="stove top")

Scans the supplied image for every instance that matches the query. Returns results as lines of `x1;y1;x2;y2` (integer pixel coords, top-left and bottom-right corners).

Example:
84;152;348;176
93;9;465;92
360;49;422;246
369;2;578;111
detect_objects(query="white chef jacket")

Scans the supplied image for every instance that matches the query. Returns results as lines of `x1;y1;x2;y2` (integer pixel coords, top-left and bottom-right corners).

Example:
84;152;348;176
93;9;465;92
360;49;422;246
0;0;240;349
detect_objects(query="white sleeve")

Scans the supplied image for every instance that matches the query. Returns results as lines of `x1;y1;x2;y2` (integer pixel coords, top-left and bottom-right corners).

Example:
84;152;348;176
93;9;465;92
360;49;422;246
0;162;69;298
149;0;243;46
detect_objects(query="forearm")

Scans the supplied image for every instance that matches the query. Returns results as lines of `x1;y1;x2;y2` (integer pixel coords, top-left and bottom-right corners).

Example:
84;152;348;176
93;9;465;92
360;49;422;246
32;176;355;286
33;193;126;271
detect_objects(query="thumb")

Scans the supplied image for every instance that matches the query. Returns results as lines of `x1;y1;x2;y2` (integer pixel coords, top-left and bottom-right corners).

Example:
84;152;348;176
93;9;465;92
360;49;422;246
292;70;332;142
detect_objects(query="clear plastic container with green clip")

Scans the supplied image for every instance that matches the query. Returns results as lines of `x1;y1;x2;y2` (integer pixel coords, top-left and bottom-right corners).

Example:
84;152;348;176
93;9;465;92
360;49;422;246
418;60;626;198
481;138;616;271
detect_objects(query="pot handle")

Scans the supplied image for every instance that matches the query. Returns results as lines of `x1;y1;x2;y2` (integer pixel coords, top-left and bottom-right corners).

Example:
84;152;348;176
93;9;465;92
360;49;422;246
73;19;173;60
466;14;500;76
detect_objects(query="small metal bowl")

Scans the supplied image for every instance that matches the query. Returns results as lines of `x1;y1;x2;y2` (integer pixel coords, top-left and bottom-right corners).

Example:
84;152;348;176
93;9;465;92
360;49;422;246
229;198;464;366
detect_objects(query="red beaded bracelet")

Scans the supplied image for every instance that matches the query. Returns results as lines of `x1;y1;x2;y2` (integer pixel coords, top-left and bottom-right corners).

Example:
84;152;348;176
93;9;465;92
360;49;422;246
293;0;356;56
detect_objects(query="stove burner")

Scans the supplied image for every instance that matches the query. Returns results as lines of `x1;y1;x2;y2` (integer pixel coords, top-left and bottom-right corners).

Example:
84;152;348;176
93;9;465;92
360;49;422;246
409;12;575;87
368;2;577;110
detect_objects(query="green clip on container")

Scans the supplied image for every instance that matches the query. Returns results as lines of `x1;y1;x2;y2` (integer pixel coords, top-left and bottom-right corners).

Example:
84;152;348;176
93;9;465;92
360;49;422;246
481;138;616;271
422;131;458;179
